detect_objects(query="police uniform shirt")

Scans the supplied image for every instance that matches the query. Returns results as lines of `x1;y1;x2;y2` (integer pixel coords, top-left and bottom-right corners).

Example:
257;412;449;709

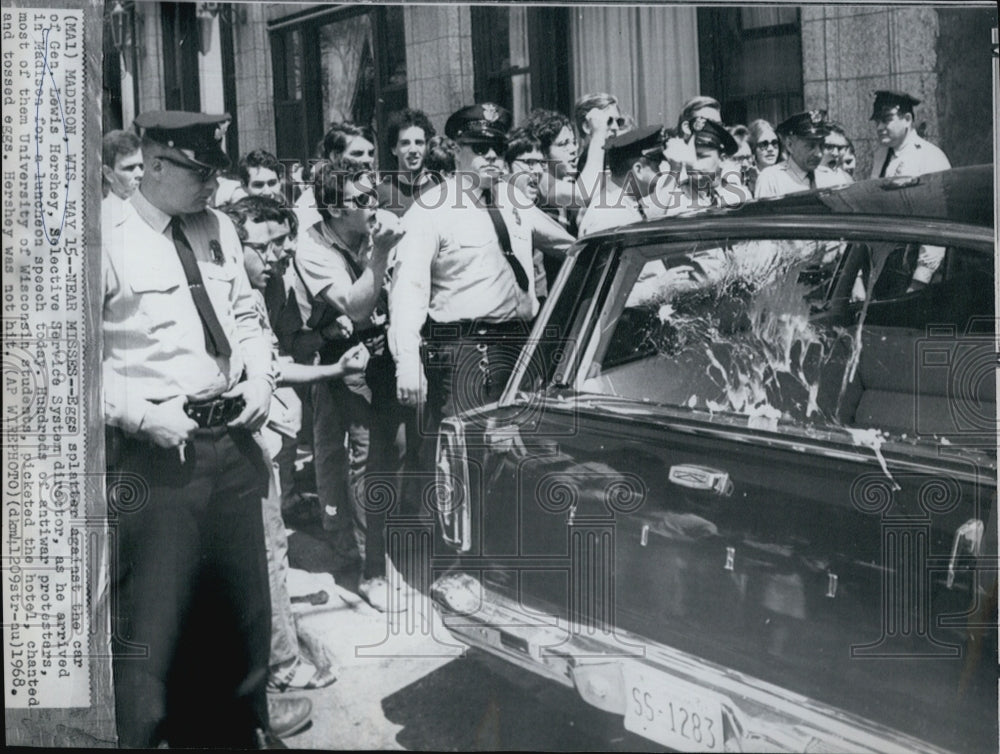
754;161;846;199
102;190;273;434
577;180;647;237
869;128;950;180
869;129;950;284
388;175;574;379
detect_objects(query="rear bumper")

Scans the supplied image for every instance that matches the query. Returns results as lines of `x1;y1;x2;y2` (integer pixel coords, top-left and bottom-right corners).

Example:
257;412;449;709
431;571;955;754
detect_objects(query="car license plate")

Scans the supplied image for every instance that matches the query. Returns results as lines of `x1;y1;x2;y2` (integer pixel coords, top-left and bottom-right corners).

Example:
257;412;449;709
623;665;725;752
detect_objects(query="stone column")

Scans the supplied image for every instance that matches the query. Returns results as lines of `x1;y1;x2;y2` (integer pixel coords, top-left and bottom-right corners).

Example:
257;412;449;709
403;6;475;134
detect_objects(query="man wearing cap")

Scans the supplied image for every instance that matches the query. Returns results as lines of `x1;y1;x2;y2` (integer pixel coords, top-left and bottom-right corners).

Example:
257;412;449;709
607;119;740;307
868;90;950;290
577;124;667;236
655;116;745;213
388;102;573;472
755;110;848;199
869;90;950;180
103;111;301;746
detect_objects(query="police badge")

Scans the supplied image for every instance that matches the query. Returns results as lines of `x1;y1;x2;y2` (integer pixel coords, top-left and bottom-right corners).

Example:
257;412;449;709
482;103;499;123
209;239;225;265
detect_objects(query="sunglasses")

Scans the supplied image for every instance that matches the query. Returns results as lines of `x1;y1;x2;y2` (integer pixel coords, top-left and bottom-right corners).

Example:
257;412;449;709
468;142;504;157
158;154;220;182
606;116;627;129
755;139;780;150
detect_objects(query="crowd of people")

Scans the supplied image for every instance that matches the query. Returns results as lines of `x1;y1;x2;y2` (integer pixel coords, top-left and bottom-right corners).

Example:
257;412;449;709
100;86;950;748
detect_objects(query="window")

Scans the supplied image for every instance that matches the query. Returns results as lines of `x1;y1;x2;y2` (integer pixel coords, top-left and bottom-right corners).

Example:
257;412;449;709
269;6;406;167
574;236;994;446
471;6;571;123
161;2;201;112
697;7;803;126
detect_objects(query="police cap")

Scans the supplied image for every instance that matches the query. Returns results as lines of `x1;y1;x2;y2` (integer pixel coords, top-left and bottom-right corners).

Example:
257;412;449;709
776;110;830;140
444;103;513;145
688;116;739;156
134;110;231;170
870;90;920;121
604;125;666;164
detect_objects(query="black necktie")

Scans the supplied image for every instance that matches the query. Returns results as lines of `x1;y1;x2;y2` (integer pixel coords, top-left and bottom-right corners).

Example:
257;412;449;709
879;148;896;178
170;217;232;358
481;187;529;292
806;170;816;190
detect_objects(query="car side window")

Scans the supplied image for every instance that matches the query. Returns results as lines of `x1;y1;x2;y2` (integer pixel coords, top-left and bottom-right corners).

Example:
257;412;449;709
578;238;995;446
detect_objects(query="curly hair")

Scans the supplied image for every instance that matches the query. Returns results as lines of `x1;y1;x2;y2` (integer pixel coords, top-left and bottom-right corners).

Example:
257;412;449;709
504;127;543;165
238;149;283;186
312;158;377;217
385;108;436;150
422;135;458;177
522;109;575;157
222;195;299;242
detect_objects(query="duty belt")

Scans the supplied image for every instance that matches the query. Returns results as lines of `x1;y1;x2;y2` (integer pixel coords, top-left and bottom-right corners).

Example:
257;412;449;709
422;318;529;341
184;395;246;428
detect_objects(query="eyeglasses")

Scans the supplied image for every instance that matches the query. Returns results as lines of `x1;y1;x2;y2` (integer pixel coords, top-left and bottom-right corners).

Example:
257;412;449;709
244;235;291;261
343;192;378;209
468;142;503;157
512;157;545;170
157;154;220;182
606;116;627;129
755;139;780;150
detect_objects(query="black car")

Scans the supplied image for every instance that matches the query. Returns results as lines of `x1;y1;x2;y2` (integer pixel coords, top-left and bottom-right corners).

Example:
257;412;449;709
429;167;997;753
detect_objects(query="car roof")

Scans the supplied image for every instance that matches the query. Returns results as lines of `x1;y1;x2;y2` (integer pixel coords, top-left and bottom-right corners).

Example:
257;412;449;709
585;165;995;243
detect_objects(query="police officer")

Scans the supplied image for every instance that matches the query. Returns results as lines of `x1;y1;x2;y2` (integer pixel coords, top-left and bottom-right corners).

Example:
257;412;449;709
868;90;950;289
388;103;574;465
103;111;296;747
868;90;950;179
577;125;666;236
655;117;744;215
755;110;849;198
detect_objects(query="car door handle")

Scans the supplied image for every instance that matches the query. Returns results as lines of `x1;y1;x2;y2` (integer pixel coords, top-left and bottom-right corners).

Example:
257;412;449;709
946;518;983;589
668;464;733;496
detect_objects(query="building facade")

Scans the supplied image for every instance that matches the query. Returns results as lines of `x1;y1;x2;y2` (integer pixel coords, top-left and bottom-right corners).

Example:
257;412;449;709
104;2;996;179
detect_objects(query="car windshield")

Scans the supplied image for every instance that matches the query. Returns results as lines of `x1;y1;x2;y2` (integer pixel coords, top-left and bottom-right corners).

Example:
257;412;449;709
573;235;995;449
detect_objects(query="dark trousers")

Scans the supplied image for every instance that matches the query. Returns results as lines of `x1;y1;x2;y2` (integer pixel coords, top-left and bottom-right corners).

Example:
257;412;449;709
107;426;271;748
313;348;401;580
417;319;529;474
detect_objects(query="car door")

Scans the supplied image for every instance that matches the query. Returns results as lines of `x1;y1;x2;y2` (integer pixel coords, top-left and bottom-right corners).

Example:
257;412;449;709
504;226;996;752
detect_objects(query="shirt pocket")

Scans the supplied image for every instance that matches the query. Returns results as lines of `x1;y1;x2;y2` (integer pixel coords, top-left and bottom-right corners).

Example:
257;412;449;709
201;262;238;323
128;264;182;335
